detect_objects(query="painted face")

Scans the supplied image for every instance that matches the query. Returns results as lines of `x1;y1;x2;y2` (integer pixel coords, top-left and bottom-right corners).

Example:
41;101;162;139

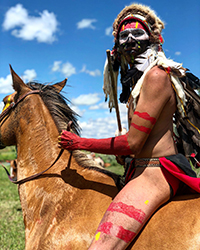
118;21;150;64
119;28;149;45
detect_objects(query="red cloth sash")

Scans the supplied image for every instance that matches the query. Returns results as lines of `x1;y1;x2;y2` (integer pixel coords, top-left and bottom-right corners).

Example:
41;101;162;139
160;157;200;193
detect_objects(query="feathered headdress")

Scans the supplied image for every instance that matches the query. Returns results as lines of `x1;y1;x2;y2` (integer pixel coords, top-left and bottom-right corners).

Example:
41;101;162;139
113;3;165;45
103;3;165;110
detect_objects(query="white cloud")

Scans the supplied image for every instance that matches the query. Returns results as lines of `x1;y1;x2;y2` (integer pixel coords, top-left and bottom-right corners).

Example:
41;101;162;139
21;69;37;82
2;4;59;43
89;102;108;110
105;26;112;36
80;65;87;73
51;61;76;77
76;19;97;29
52;62;101;78
76;100;128;138
3;4;28;30
0;74;13;93
52;61;62;72
175;51;181;56
79;117;116;138
0;102;4;112
89;101;127;118
72;93;100;106
61;62;76;77
80;65;101;77
118;103;127;115
79;114;128;138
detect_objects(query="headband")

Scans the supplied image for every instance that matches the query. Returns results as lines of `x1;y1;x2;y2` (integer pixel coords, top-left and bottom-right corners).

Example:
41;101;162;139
116;14;152;39
119;21;147;33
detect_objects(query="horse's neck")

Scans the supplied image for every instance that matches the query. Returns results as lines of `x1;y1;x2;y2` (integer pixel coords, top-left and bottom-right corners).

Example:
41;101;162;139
16;97;62;179
16;97;71;231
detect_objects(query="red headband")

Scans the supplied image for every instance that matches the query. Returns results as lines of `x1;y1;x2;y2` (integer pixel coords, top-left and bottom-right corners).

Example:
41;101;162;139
119;21;146;33
116;16;151;39
116;15;164;45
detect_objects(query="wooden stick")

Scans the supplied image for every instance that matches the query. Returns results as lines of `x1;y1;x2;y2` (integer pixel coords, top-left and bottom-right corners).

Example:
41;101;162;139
106;49;122;132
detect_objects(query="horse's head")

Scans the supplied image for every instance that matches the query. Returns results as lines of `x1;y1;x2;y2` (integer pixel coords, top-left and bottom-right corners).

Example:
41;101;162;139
0;65;73;149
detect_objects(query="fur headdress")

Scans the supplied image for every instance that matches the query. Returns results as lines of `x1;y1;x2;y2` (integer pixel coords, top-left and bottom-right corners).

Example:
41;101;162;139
113;3;165;45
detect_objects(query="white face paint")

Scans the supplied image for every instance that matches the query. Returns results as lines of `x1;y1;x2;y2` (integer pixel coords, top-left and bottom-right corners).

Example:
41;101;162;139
119;28;149;45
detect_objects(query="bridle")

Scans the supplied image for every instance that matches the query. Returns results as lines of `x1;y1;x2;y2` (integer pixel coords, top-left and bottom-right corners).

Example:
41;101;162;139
0;89;67;185
2;149;64;185
0;90;41;122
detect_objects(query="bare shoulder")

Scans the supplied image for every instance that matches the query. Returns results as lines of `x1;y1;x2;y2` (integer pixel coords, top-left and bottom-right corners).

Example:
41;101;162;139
143;66;172;96
145;66;170;86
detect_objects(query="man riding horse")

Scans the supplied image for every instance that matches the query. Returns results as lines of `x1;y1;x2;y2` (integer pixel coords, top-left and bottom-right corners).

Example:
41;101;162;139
58;3;200;249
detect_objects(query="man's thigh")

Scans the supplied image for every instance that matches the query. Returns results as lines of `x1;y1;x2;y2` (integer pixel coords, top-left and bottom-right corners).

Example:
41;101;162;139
89;167;171;250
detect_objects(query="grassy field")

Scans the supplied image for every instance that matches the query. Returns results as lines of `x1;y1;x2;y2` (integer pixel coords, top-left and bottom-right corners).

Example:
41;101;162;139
0;147;124;250
0;165;25;250
0;146;17;162
0;146;25;250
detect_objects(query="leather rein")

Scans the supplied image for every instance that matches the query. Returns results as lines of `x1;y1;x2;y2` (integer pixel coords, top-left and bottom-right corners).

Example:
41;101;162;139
0;89;65;185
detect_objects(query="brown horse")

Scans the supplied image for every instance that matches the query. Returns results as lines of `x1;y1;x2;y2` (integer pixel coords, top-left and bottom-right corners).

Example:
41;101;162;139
0;66;200;250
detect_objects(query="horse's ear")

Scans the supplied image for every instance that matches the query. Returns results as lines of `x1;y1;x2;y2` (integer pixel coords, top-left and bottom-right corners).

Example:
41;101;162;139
52;78;67;93
9;65;30;92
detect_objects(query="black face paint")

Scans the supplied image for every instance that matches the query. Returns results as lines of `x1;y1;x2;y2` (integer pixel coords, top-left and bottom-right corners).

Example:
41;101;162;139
119;39;150;64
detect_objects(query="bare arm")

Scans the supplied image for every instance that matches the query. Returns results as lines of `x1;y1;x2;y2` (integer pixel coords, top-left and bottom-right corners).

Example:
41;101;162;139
127;66;172;156
58;67;173;156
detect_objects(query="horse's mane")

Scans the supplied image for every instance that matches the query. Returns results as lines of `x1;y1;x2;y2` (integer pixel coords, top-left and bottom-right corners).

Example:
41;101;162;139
26;82;80;135
26;82;120;184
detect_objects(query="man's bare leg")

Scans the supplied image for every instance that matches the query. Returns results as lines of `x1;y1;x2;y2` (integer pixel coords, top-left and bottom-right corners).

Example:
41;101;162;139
88;167;171;250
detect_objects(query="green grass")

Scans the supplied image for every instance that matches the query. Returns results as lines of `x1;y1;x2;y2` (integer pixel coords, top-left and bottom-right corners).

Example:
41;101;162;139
93;153;125;175
0;163;25;250
0;146;17;161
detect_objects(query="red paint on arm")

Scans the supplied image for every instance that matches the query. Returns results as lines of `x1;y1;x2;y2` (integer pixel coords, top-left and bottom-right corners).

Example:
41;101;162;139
134;111;156;125
131;122;152;135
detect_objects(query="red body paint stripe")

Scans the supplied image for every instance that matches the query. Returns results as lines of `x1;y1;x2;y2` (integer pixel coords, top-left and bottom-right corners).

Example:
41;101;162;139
134;111;156;125
117;225;136;242
97;222;136;243
107;202;146;224
131;122;151;134
98;221;113;235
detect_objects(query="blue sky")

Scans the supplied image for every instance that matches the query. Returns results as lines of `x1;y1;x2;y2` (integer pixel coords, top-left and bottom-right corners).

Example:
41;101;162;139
0;0;199;138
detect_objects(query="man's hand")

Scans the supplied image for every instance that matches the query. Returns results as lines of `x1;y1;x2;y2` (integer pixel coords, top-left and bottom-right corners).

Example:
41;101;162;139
58;130;80;150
